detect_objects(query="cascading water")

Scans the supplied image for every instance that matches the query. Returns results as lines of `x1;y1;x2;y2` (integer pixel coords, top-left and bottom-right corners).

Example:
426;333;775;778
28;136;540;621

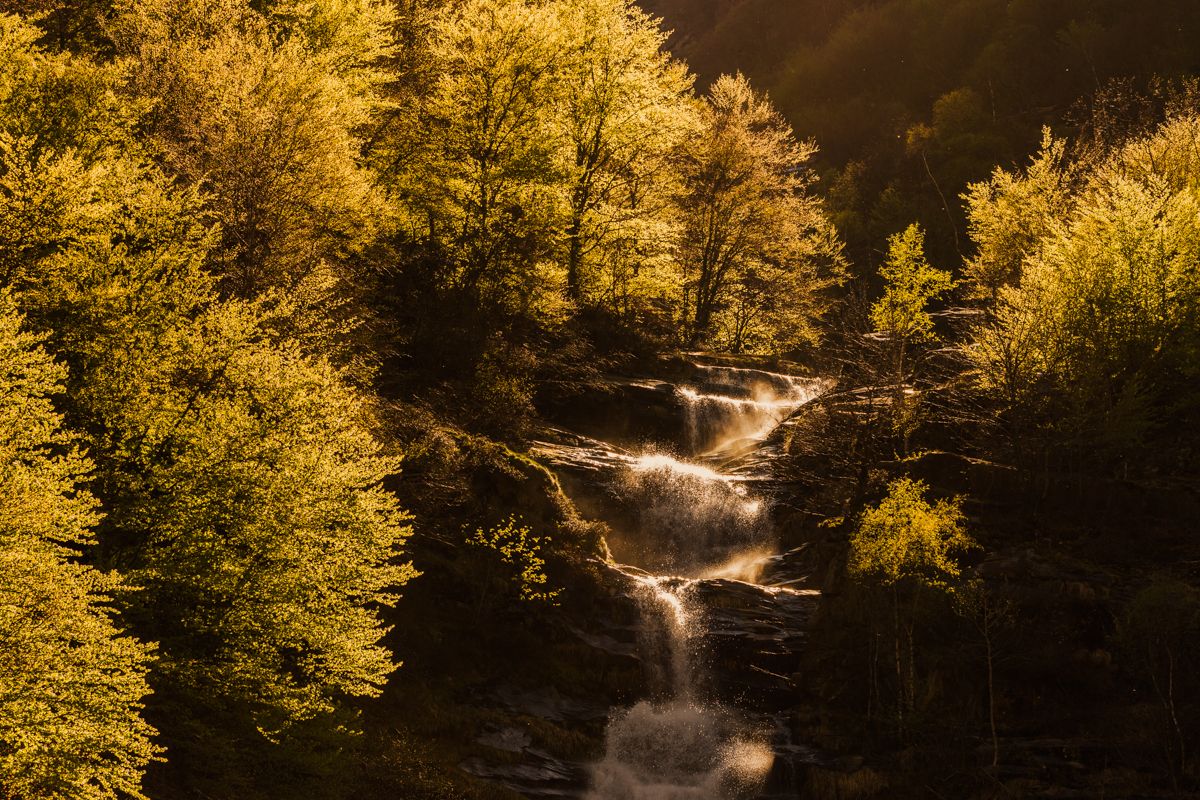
613;454;768;574
587;575;776;800
631;576;697;700
677;367;826;458
579;363;824;800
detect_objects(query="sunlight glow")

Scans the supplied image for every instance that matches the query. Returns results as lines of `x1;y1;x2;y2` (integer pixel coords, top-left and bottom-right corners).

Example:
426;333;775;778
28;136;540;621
699;547;775;584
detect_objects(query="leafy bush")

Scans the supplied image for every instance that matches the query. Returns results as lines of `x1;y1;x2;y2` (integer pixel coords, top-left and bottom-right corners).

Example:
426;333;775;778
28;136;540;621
467;515;561;617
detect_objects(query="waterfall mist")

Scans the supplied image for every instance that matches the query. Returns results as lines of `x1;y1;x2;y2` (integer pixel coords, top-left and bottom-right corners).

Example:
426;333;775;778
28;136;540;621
586;702;775;800
612;454;768;575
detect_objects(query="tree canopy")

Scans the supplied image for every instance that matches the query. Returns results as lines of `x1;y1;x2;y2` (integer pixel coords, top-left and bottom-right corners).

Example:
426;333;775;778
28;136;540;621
674;73;843;351
969;114;1200;471
0;292;158;800
0;11;415;793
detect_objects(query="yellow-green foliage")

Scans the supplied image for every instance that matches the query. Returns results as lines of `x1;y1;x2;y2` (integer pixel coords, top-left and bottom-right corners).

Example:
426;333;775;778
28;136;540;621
870;224;953;343
554;0;694;306
113;0;396;297
384;0;837;348
0;10;416;745
848;478;973;592
969;115;1200;459
0;292;159;800
469;516;560;605
963;129;1075;300
390;0;697;321
398;0;568;311
121;302;418;734
677;73;844;351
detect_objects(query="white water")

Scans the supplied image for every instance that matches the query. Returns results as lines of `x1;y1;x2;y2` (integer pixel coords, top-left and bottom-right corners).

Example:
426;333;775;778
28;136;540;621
631;576;698;699
587;364;825;799
678;367;826;458
615;453;767;575
587;575;774;800
586;701;775;800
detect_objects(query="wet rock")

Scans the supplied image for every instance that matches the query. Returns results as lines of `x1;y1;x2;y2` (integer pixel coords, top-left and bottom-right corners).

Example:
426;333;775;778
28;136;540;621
689;579;820;708
568;624;638;653
756;544;819;589
489;685;611;724
459;751;589;799
536;375;687;448
525;358;837;798
477;725;533;754
531;429;635;476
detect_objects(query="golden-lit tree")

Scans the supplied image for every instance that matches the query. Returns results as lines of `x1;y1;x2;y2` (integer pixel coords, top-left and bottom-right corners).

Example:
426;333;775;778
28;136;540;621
963;130;1076;301
554;0;693;307
396;0;568;316
868;224;952;452
113;0;396;300
1;8;415;758
871;223;953;379
849;478;973;731
674;73;841;350
0;292;159;800
969;116;1200;470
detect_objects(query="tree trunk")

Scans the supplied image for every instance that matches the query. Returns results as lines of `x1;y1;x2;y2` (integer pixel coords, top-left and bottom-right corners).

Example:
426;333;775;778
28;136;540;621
691;275;718;346
984;609;999;768
893;585;904;735
566;176;589;302
692;301;713;347
566;214;584;302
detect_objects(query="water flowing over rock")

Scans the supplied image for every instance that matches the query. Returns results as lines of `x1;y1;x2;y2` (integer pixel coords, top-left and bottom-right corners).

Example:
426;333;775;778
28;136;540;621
631;575;699;698
677;366;827;459
584;571;779;800
614;455;768;575
482;360;835;798
525;361;832;799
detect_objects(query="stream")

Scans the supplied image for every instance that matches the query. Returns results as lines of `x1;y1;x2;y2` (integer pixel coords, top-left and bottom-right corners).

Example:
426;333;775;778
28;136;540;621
530;360;832;799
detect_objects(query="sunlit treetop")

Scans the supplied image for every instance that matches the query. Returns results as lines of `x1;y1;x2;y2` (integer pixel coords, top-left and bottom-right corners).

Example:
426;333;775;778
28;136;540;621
870;223;953;343
848;478;974;592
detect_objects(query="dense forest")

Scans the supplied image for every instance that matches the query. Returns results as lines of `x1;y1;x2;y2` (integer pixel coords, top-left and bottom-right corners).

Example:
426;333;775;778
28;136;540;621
1;1;1199;799
644;0;1200;269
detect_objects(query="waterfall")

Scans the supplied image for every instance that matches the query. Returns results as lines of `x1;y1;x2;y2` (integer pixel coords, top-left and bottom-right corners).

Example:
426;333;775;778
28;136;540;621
613;454;768;575
587;576;775;800
526;361;828;799
584;365;824;799
631;576;698;699
676;367;825;458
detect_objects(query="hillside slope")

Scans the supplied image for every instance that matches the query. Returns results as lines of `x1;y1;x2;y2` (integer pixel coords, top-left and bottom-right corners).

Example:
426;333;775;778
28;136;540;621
641;0;1200;271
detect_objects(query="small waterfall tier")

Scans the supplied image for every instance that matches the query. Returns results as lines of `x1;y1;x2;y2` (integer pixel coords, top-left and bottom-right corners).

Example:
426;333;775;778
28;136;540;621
677;366;827;459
